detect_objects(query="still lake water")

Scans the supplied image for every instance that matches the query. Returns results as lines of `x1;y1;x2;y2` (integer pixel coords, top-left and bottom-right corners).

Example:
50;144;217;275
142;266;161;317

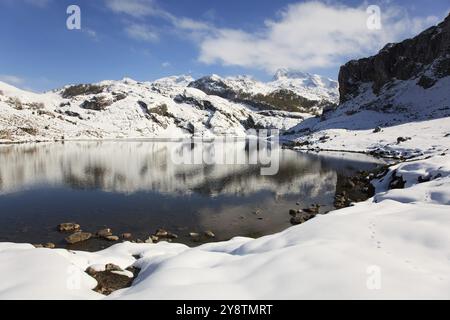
0;141;382;250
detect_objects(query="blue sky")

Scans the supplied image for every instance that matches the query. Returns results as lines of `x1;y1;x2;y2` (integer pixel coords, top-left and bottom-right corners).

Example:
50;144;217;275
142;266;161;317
0;0;448;91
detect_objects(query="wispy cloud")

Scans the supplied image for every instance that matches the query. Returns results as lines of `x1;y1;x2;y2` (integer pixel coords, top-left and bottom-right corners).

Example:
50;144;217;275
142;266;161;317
104;0;165;18
161;61;171;68
0;75;25;86
125;24;159;42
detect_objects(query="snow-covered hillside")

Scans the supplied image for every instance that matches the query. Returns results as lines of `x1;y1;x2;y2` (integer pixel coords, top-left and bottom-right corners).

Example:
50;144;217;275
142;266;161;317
0;69;339;143
195;70;339;103
188;70;338;115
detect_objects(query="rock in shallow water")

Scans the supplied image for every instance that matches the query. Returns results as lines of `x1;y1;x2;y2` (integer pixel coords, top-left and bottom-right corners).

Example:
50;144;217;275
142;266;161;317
204;230;215;238
96;228;113;238
65;232;92;244
58;222;80;232
153;229;178;241
155;229;168;237
105;235;119;242
121;233;132;240
290;212;316;225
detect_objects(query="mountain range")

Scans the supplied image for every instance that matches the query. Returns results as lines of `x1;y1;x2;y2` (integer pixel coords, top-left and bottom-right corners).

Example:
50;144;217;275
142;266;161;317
0;69;337;142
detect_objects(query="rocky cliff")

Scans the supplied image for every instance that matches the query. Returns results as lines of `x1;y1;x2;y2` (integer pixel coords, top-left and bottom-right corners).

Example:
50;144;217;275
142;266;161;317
339;13;450;104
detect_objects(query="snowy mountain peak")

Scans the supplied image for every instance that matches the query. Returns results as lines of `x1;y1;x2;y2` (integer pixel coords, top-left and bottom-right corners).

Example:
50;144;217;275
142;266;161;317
121;77;138;84
152;75;194;88
188;71;339;107
272;68;310;81
272;68;338;90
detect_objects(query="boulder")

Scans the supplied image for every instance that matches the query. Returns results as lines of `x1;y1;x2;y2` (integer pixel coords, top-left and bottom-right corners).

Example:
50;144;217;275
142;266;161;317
204;230;215;238
97;228;113;238
80;95;112;111
290;212;316;225
154;229;168;237
121;233;132;240
65;232;92;244
105;263;122;272
58;222;80;232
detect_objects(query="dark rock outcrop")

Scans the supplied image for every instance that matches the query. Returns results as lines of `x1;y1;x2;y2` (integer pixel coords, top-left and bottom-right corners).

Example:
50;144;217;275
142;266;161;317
65;232;92;244
339;14;450;103
61;84;105;98
81;96;112;111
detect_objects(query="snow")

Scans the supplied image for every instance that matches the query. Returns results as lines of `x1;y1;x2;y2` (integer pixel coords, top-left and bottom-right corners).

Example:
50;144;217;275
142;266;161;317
202;69;339;104
270;68;339;102
1;70;449;299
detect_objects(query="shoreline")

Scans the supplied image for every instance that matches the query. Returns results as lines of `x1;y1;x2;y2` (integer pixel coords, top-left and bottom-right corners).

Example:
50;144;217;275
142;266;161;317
1;152;390;252
1;149;449;299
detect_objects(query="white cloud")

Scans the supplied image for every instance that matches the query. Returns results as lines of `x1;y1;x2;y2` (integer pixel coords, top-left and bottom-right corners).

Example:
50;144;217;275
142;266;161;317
0;75;25;86
161;62;171;68
105;0;163;18
197;1;440;72
125;24;159;42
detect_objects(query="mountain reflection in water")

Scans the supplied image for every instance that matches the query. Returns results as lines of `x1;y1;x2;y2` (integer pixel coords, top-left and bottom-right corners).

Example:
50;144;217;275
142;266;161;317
0;141;381;249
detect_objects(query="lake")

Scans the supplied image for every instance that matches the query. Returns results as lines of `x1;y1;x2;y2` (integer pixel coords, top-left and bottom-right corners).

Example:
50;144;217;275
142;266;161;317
0;141;383;250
